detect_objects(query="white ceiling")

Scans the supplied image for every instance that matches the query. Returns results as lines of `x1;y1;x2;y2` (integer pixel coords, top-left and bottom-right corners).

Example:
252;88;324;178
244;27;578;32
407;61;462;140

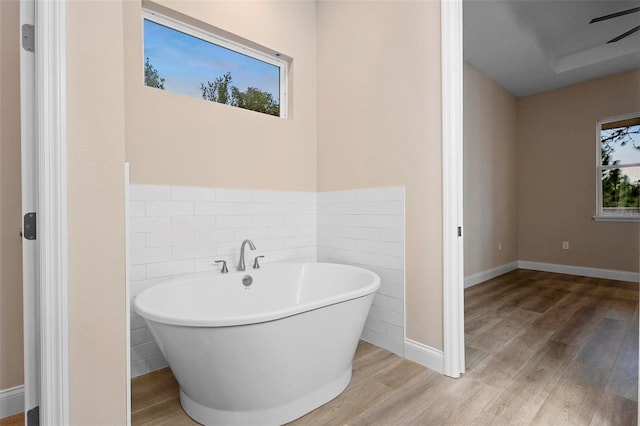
463;0;640;97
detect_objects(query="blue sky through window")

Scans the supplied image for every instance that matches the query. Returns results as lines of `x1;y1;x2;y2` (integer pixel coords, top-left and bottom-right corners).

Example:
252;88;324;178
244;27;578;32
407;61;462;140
143;19;280;103
602;124;640;182
602;125;640;164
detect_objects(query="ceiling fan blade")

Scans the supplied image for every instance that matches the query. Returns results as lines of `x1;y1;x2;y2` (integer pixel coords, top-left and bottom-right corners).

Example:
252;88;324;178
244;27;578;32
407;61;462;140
607;24;640;43
590;6;640;24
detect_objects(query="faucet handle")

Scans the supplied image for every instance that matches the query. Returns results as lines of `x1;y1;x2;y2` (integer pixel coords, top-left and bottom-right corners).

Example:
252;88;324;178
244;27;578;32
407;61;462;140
253;255;265;269
215;260;229;273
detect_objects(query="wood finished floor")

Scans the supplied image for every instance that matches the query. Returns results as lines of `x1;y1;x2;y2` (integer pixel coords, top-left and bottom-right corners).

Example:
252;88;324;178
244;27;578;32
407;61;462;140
0;413;23;426
131;269;638;425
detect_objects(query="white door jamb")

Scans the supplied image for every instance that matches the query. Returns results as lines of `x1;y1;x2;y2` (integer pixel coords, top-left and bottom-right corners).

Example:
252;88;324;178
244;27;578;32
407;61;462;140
35;0;70;423
441;0;465;379
20;0;39;418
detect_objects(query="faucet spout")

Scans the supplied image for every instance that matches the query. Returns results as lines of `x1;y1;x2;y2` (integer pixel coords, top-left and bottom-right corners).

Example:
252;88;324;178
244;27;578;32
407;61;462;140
237;239;256;271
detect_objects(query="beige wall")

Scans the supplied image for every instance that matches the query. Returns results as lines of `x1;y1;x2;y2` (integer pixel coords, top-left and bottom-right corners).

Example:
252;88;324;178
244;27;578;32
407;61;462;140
518;70;640;272
317;1;443;349
67;1;127;423
65;1;319;421
463;63;518;277
0;0;24;391
124;0;317;191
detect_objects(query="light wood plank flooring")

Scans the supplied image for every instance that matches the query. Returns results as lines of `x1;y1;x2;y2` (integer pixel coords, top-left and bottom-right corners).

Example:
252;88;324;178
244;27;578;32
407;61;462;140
0;413;23;426
131;269;638;425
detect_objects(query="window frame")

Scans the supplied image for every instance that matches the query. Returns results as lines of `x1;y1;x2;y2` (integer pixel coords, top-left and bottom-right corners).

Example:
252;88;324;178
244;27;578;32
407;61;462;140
594;112;640;222
142;8;288;118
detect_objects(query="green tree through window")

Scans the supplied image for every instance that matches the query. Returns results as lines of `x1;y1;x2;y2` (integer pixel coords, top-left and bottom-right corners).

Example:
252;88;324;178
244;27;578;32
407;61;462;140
200;72;280;117
144;57;165;90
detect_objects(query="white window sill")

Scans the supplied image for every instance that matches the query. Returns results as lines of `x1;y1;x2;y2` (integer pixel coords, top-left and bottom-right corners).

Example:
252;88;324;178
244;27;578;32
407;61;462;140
593;215;640;223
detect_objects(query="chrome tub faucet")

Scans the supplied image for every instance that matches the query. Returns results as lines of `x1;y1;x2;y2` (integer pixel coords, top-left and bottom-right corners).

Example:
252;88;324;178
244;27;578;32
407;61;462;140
237;239;256;271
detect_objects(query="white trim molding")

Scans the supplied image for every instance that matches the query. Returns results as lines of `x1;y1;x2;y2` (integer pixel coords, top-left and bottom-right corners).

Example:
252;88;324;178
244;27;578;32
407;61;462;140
20;0;39;415
593;215;640;223
519;260;639;283
441;0;465;379
404;339;444;374
37;0;70;424
0;386;24;419
595;112;640;220
125;164;132;425
465;261;519;288
464;261;638;288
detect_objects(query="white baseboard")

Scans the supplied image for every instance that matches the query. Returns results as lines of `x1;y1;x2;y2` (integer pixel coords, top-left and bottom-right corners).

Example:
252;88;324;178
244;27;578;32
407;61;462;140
361;333;404;358
465;260;639;286
519;260;639;283
0;385;24;419
464;261;519;288
404;339;444;374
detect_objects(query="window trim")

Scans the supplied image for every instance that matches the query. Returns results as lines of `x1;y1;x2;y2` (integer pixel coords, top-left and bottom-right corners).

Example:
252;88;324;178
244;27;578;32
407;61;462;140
142;8;288;118
594;112;640;222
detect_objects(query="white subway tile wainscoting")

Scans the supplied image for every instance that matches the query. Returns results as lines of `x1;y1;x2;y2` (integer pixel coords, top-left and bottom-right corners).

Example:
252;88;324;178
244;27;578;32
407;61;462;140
128;184;405;377
128;185;317;377
317;187;405;356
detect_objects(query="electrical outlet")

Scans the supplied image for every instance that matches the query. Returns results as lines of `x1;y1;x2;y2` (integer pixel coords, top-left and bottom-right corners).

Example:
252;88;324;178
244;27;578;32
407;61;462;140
498;242;502;251
562;241;569;250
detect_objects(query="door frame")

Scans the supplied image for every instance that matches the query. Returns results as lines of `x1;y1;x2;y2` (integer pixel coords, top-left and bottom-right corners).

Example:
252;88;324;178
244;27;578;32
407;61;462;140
442;0;465;378
20;0;39;418
22;0;70;423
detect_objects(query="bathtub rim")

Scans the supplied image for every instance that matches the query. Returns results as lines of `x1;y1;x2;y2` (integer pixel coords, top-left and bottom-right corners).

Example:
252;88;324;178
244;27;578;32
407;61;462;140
134;262;381;328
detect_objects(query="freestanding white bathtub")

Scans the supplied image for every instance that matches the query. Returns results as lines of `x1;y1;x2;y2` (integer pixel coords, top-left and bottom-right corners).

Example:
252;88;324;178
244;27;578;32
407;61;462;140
134;262;380;425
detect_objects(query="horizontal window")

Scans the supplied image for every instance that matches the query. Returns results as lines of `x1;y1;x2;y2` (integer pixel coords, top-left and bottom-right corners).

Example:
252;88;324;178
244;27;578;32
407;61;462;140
596;114;640;221
142;10;287;117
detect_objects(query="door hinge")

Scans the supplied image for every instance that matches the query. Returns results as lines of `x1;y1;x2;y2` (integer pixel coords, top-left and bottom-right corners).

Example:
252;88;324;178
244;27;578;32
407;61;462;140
22;24;35;52
23;212;36;240
457;226;462;237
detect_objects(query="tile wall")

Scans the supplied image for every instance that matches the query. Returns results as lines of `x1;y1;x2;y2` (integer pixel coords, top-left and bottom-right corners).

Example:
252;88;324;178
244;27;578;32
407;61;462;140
317;187;405;355
128;184;316;377
128;184;405;377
